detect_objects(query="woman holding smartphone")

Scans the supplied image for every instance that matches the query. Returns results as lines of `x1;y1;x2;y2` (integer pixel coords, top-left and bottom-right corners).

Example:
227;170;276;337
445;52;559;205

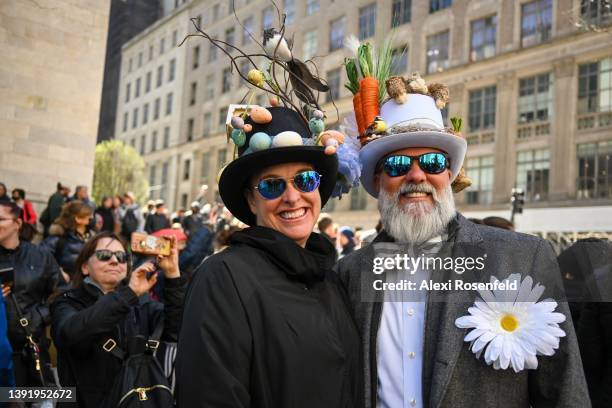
50;231;185;407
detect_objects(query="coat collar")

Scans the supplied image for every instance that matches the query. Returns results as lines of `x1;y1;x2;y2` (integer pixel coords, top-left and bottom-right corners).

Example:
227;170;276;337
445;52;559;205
230;226;337;284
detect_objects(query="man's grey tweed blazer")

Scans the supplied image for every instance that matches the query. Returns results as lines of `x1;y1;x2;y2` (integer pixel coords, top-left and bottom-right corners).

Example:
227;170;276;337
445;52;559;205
336;213;590;408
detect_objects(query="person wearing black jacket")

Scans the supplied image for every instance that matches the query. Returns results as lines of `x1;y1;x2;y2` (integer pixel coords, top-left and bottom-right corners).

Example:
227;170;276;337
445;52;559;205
144;201;170;234
175;107;361;407
51;231;185;408
0;201;63;387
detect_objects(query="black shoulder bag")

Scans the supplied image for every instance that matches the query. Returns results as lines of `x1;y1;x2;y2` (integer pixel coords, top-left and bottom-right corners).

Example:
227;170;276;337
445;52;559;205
9;293;56;387
99;319;174;408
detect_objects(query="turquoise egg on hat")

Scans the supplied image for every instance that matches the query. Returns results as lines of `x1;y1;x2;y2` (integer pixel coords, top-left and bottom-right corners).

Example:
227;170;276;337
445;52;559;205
309;118;325;134
231;129;246;147
249;132;272;151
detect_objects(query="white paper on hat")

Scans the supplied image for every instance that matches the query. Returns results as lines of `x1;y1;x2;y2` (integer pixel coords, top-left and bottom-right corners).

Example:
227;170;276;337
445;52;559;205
380;94;444;129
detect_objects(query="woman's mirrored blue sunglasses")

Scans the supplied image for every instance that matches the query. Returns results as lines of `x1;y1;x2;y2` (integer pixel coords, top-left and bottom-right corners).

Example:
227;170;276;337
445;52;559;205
382;153;450;177
254;170;322;200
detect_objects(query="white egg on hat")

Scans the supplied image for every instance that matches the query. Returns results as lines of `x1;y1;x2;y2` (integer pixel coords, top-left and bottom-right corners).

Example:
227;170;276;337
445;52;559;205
271;131;304;147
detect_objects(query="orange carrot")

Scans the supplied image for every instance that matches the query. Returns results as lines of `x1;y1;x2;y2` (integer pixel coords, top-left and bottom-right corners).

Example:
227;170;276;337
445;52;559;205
353;92;365;137
360;76;380;142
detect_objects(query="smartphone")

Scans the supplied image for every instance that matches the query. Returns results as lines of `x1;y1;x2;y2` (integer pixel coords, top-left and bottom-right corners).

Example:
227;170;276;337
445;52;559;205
130;233;172;256
0;267;14;286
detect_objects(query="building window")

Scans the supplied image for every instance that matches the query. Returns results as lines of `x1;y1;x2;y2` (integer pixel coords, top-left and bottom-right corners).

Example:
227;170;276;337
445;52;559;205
208;40;217;63
156;65;163;88
217;148;227;170
160;37;165;54
516;149;550;201
350;186;368;210
243;17;253;44
218;107;227;128
239;60;250;84
464;156;494;204
160;162;169;202
327;68;341;102
140;134;146;155
303;30;318;61
577;141;612;199
203;112;212;136
181;194;188;210
128;57;133;73
430;0;451;13
187;118;194;141
205;74;215;99
359;4;377;40
154;98;160;120
183;159;191;180
192;46;200;70
262;6;274;31
306;0;319;15
578;57;612;114
145;72;152;93
169;59;176;82
163;126;170;148
284;0;295;25
213;4;220;20
148;165;156;197
172;30;178;46
390;45;409;75
580;0;612;27
468;86;496;131
132;108;139;129
391;0;411;27
518;73;553;123
122;112;128;132
138;52;143;68
201;153;210;183
190;82;197;106
228;0;233;14
143;103;149;125
521;0;552;48
149;45;154;61
329;17;346;52
222;68;232;93
125;83;131;103
135;78;141;98
426;30;449;74
225;27;235;52
130;138;135;147
470;15;497;61
256;94;267;106
166;93;173;116
151;130;158;152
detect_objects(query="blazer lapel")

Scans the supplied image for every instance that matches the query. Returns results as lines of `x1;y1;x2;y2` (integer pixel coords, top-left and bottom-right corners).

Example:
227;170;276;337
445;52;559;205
423;215;486;408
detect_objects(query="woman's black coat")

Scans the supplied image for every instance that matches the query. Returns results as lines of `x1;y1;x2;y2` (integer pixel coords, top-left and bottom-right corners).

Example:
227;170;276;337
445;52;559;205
175;226;361;408
50;277;186;408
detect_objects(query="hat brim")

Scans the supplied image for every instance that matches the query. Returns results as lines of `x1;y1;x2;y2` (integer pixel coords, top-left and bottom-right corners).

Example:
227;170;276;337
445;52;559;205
218;146;338;226
359;131;467;198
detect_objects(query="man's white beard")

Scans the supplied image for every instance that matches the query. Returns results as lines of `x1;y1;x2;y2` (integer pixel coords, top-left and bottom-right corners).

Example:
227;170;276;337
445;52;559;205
378;182;456;244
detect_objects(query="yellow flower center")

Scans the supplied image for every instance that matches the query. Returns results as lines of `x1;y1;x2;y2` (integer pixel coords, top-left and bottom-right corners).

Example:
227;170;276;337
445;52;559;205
500;314;519;332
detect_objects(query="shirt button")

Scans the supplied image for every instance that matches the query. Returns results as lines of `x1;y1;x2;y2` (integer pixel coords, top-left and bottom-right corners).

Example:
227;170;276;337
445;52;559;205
410;398;416;406
408;351;416;359
407;308;415;316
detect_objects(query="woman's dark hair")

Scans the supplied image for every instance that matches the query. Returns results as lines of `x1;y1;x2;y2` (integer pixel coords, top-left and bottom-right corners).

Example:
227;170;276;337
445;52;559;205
0;201;22;218
72;231;131;289
54;201;93;232
0;182;7;195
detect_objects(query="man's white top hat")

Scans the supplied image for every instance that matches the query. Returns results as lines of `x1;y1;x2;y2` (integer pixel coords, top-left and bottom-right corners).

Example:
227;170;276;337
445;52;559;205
359;93;467;197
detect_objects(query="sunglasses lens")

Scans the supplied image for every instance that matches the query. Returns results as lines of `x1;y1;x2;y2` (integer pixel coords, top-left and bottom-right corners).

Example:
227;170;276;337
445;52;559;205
419;153;448;174
114;252;128;264
293;171;321;193
95;250;112;262
257;178;286;199
383;156;412;177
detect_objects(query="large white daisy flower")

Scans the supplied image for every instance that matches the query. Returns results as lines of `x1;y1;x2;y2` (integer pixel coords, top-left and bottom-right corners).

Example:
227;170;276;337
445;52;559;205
455;273;566;372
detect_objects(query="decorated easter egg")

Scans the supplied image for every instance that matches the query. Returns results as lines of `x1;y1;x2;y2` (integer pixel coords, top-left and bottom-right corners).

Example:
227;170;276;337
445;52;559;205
272;131;303;147
309;118;325;134
324;145;337;155
319;130;345;146
249;132;272;151
243;124;253;133
250;106;273;124
247;69;264;87
312;109;324;119
231;129;246;147
230;116;245;129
